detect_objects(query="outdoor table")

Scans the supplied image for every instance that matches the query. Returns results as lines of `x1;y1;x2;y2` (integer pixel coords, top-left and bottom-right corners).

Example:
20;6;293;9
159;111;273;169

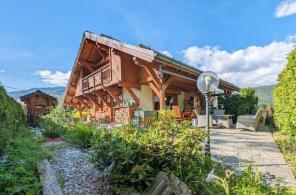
182;111;193;120
216;114;233;129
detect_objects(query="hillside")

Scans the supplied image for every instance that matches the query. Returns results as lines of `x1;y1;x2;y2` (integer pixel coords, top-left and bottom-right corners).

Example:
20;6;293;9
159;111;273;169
253;85;276;105
9;87;66;101
8;85;275;106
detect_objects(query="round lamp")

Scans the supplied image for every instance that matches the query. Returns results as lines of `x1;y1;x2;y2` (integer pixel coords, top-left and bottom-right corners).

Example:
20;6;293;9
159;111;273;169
197;71;219;94
196;71;219;158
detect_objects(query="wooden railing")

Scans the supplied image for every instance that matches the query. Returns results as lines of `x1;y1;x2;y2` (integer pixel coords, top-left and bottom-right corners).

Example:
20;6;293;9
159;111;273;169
82;65;111;92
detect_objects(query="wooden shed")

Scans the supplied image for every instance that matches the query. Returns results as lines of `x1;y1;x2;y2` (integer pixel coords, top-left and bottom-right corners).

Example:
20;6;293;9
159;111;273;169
20;90;57;126
63;32;239;123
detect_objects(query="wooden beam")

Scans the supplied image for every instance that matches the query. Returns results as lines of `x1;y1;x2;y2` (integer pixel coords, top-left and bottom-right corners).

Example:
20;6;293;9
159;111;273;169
119;81;141;90
123;86;139;106
95;92;111;107
105;87;122;103
163;76;175;90
133;57;161;89
149;82;160;98
83;64;95;73
166;89;181;95
97;57;109;67
78;60;95;68
85;93;101;107
94;43;109;56
143;66;161;89
75;96;91;109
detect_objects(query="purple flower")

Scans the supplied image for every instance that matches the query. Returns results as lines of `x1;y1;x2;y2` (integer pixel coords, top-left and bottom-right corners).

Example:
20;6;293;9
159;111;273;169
205;169;215;182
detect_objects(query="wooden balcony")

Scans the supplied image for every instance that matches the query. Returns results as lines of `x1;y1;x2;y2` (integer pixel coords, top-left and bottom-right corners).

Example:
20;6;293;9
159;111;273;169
82;65;111;93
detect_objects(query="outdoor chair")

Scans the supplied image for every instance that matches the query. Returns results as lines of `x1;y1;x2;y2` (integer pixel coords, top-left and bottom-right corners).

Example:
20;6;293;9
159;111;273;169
213;109;225;125
236;109;263;132
172;106;183;121
193;110;213;128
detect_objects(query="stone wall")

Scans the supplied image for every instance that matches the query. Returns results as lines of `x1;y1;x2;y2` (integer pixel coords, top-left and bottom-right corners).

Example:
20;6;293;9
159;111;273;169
114;107;130;124
114;106;137;124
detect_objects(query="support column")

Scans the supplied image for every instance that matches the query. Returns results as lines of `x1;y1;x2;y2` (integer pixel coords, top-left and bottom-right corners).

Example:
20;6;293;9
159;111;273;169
77;103;83;122
159;88;165;110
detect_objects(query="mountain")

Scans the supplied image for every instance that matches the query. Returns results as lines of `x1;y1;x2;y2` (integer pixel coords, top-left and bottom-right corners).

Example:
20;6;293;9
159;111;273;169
253;85;276;105
8;85;276;106
9;87;66;101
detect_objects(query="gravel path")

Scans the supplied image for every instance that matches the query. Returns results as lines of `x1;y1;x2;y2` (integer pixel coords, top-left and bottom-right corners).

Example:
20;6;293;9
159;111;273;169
46;141;113;195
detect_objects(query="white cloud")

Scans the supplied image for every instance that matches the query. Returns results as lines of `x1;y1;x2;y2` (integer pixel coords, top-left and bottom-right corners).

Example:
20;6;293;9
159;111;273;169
0;69;5;73
286;34;296;42
182;39;294;87
35;69;71;86
275;0;296;18
161;50;173;58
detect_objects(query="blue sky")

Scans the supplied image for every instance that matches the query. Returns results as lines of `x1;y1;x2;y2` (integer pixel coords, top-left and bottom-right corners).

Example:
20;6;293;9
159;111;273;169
0;0;295;91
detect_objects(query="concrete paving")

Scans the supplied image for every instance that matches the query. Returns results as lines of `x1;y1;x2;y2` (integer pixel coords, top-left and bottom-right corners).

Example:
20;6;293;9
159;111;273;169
210;127;296;188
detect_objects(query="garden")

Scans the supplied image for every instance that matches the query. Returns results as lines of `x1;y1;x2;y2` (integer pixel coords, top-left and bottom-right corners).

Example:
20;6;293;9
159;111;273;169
0;48;295;194
37;108;294;194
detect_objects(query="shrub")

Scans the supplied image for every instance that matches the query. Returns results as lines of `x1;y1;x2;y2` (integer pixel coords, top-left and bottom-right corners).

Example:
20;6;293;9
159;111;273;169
91;111;207;192
64;123;97;148
39;117;65;138
0;85;26;154
0;128;44;194
39;107;74;138
218;87;258;122
274;47;296;136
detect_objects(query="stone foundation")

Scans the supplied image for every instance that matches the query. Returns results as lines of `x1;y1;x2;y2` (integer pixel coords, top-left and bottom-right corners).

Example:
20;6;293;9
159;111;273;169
114;106;137;124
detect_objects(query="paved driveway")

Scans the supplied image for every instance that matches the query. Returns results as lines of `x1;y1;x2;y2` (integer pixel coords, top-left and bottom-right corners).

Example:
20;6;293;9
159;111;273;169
210;128;296;188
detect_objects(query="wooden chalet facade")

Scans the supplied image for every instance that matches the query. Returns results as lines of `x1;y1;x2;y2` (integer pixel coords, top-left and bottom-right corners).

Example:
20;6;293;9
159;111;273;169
20;90;57;126
63;32;239;123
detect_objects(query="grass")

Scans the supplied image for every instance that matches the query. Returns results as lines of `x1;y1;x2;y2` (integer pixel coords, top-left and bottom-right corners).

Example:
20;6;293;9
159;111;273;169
273;131;296;177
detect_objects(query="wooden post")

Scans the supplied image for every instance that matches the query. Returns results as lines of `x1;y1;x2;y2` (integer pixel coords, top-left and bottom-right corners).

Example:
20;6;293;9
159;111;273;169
159;88;165;110
77;103;83;122
159;76;166;110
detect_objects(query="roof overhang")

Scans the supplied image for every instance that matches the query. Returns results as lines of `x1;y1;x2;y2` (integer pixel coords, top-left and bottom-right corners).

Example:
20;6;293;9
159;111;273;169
63;31;240;106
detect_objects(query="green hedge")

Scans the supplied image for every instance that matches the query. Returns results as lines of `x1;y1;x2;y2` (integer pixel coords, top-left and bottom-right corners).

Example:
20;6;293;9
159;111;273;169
0;85;26;154
274;47;296;136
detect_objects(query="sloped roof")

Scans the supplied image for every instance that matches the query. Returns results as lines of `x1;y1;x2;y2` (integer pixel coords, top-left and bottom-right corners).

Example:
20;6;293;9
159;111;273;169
63;31;240;105
88;32;240;91
20;90;57;102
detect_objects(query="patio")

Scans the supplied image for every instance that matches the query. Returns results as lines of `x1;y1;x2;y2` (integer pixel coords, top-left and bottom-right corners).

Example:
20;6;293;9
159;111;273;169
210;127;296;188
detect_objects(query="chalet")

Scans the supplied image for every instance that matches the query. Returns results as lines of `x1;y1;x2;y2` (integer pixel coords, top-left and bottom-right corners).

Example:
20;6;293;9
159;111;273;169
20;90;57;125
63;32;239;123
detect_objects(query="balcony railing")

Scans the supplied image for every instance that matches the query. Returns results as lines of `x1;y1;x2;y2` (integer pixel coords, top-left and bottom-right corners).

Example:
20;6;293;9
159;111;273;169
82;65;111;92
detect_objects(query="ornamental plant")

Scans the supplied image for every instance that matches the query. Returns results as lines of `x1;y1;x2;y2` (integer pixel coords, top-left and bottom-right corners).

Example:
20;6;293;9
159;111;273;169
91;111;207;193
274;47;296;136
39;107;74;138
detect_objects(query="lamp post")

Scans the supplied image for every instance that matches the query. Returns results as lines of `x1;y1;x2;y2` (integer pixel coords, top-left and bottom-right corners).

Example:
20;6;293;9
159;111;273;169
197;71;219;158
